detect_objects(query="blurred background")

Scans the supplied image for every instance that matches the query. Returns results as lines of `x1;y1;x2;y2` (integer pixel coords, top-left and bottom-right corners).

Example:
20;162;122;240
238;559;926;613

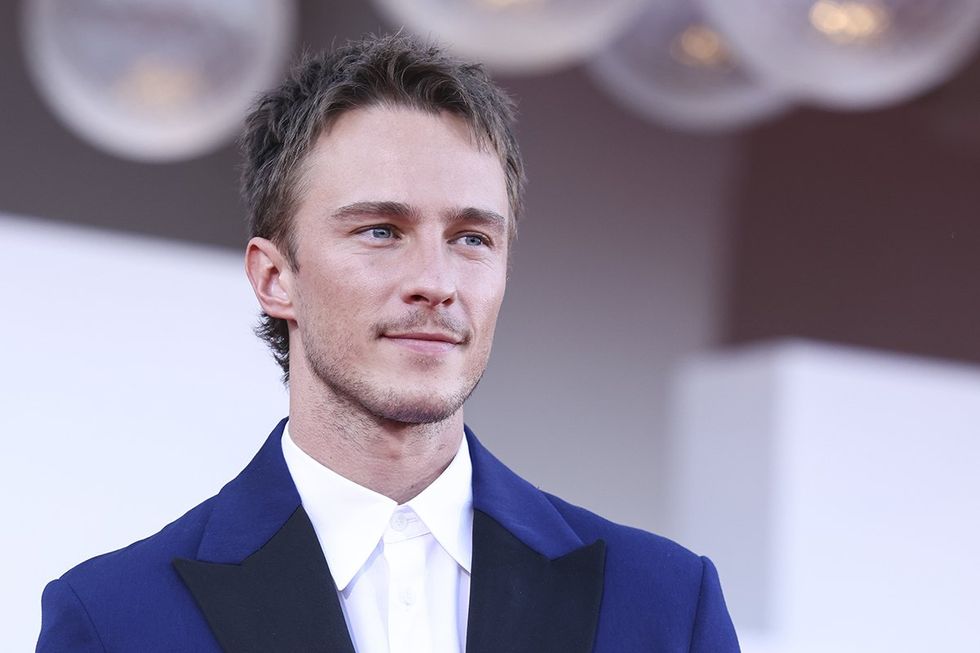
2;0;979;650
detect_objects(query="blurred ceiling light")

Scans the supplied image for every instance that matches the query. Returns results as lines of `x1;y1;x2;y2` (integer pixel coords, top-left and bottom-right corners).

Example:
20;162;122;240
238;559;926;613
371;0;649;74
587;0;789;131
809;1;890;43
672;24;731;68
114;57;204;114
476;0;540;10
699;0;980;109
22;0;295;162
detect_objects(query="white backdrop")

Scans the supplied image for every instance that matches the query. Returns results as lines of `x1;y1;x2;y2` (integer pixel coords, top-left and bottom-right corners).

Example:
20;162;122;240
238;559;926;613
668;341;980;652
0;213;288;651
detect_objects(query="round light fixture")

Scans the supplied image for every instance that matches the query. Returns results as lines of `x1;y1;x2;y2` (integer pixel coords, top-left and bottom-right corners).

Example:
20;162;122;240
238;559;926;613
22;0;296;162
698;0;980;109
588;0;790;131
371;0;649;74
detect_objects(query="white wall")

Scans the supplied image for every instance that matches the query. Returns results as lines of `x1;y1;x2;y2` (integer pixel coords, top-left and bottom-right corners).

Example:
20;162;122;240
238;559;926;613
668;341;980;652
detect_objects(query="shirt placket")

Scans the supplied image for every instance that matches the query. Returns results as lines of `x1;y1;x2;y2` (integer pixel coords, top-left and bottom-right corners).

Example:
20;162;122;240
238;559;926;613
384;507;432;653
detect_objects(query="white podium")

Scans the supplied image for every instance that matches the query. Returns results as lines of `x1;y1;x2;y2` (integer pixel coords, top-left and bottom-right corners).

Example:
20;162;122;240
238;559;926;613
668;341;980;652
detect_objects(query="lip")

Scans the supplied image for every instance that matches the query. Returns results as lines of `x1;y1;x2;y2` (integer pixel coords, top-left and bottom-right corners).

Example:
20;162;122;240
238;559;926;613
382;332;462;354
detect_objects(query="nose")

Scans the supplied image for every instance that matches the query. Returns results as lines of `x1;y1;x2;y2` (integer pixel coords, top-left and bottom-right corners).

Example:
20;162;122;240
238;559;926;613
399;238;457;308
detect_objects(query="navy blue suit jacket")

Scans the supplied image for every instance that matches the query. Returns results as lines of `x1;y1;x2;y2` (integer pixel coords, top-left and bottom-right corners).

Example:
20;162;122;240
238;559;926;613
37;419;739;652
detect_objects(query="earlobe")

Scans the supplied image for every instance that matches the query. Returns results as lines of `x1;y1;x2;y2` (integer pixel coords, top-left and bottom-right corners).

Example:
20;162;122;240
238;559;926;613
245;237;295;321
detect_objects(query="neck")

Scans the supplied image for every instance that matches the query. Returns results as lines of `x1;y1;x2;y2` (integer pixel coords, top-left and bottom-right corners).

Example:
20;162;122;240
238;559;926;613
286;374;464;505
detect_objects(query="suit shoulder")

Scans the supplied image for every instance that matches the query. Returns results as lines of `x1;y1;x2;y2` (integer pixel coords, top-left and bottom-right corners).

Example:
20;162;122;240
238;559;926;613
542;491;704;579
58;495;216;592
39;496;223;651
541;492;740;651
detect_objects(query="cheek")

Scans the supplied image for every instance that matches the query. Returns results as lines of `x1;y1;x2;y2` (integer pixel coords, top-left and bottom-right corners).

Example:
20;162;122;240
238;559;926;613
305;250;387;301
297;263;377;336
469;277;506;337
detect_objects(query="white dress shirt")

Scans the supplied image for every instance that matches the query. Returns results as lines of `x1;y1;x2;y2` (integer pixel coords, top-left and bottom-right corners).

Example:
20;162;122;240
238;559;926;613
281;423;473;653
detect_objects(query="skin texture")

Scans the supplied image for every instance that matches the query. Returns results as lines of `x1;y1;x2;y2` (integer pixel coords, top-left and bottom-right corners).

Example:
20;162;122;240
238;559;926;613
245;106;510;503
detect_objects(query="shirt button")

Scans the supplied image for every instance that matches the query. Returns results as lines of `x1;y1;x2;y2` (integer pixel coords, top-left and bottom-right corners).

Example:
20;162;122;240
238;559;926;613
390;511;409;531
399;588;416;606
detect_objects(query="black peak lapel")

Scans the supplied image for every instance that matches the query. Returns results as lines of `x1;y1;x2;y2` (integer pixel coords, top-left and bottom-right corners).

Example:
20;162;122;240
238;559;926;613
466;510;606;653
173;506;355;653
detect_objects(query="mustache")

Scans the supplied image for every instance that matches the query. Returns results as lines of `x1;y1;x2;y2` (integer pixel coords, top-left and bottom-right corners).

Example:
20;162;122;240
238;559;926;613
373;311;471;343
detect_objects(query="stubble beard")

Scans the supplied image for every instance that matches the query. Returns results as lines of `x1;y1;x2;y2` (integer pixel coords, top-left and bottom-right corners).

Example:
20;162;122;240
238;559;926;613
302;333;487;426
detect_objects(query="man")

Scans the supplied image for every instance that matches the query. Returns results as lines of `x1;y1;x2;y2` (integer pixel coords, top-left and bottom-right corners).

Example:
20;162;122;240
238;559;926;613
37;34;739;652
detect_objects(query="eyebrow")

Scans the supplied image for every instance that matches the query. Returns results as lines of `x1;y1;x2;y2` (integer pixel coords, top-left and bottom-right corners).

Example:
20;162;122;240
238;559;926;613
331;201;421;222
331;201;508;233
449;206;508;233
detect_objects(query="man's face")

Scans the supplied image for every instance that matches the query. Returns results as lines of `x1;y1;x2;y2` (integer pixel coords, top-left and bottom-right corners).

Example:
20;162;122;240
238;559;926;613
284;105;510;424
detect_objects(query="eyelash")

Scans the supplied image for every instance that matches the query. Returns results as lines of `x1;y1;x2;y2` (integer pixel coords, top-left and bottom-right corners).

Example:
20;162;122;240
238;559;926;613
358;225;491;247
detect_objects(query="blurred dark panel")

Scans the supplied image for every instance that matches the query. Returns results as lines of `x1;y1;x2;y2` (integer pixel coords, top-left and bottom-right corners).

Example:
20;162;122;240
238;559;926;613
724;54;980;364
0;0;384;248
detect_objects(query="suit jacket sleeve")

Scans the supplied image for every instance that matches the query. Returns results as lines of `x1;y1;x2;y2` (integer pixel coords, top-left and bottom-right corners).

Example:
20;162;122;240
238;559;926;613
36;578;106;653
690;556;741;653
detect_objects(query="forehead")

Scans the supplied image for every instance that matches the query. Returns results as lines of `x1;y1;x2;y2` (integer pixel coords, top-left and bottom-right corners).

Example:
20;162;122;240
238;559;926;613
294;105;510;223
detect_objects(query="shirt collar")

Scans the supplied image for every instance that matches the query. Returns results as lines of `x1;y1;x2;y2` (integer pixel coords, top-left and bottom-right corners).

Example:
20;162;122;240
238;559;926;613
281;422;473;590
405;430;473;573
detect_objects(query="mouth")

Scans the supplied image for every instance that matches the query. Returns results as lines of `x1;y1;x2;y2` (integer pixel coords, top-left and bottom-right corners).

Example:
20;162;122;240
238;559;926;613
382;331;463;354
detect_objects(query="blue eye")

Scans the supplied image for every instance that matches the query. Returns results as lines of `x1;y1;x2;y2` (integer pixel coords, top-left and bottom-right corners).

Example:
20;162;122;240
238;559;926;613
460;234;487;247
368;226;394;239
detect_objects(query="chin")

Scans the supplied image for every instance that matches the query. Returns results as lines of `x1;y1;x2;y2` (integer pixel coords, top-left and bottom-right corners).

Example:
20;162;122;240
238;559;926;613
305;342;482;425
378;386;467;423
374;402;458;425
361;380;477;425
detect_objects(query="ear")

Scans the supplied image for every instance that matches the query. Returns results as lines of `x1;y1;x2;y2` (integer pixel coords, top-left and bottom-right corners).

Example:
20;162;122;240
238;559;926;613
245;237;296;322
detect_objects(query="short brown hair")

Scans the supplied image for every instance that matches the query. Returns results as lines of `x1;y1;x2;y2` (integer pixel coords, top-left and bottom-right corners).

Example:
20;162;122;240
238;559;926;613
240;33;526;381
